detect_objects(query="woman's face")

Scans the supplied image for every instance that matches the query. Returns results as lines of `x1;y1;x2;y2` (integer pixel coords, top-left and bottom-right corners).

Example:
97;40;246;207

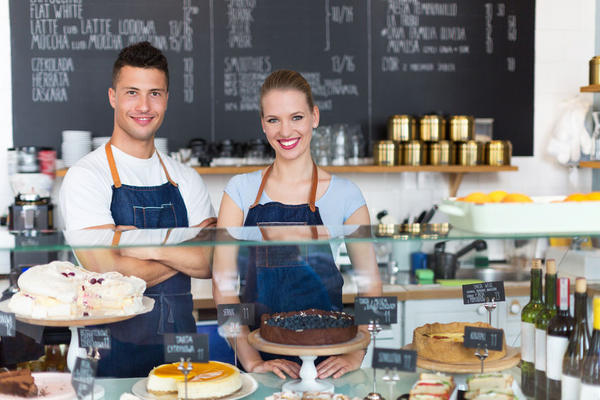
260;88;319;161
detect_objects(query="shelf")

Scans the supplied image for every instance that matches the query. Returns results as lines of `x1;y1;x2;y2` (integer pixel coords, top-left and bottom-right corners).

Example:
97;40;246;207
580;84;600;92
580;161;600;168
55;164;517;196
56;164;517;177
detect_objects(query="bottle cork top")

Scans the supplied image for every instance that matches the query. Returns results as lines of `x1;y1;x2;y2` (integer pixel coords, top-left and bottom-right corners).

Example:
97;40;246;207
576;277;587;293
531;258;542;270
546;259;556;274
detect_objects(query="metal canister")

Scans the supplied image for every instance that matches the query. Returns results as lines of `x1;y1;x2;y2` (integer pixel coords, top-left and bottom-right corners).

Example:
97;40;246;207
388;115;416;141
503;140;512;165
486;140;505;166
419;115;446;141
373;140;396;166
457;140;483;166
403;140;426;165
428;140;452;165
449;115;474;141
590;56;600;85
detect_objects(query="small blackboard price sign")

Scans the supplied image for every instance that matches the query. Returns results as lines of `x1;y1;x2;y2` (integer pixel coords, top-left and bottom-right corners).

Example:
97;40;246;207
372;348;417;372
71;357;97;399
463;326;504;351
164;333;209;363
217;303;255;326
354;296;398;325
462;281;506;305
0;311;16;337
78;328;111;350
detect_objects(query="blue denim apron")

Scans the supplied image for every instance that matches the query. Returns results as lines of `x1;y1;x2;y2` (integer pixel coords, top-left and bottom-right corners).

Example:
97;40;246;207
241;164;343;363
96;143;195;378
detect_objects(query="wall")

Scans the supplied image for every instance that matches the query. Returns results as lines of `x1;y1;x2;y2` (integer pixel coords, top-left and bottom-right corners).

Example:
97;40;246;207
0;0;597;227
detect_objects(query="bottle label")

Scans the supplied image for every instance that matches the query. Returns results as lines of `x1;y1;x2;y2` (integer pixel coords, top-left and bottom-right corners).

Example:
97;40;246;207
579;383;600;399
561;374;580;400
521;321;535;362
535;328;546;371
546;335;569;380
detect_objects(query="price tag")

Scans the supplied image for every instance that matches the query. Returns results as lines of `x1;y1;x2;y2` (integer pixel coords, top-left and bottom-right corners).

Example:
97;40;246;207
372;348;417;372
354;296;398;325
0;311;16;337
78;328;111;350
71;357;97;399
217;303;255;325
462;281;505;305
463;326;504;351
163;333;209;363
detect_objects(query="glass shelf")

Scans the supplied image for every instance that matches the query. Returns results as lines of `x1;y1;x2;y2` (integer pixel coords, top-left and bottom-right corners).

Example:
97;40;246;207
0;224;597;252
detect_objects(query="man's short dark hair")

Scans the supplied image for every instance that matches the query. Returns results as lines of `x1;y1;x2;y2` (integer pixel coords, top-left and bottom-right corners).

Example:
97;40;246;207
112;41;169;89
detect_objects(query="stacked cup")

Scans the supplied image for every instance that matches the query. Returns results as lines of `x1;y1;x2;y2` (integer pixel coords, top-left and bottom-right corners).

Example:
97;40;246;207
154;137;168;154
61;130;91;167
92;136;111;150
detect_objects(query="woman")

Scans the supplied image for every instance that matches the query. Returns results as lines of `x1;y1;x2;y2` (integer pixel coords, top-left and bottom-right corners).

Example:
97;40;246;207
213;70;381;380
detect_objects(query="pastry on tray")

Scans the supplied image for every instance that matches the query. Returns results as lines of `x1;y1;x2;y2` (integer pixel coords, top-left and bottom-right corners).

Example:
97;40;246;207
0;369;38;397
409;372;455;400
413;322;506;364
464;373;515;399
260;309;357;345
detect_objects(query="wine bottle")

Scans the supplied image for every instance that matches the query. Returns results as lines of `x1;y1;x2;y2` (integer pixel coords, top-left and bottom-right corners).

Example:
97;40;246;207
562;278;590;400
546;277;575;399
534;258;557;400
580;297;600;398
521;258;544;397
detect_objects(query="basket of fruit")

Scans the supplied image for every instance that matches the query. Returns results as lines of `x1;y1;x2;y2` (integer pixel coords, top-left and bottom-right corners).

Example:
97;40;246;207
439;191;600;234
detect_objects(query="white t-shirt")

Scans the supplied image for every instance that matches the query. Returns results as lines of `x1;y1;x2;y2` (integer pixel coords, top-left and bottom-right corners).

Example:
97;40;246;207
59;144;215;231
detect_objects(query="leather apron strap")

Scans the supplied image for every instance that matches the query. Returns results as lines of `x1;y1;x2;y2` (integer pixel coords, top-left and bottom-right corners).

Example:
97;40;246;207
104;141;178;189
250;163;319;212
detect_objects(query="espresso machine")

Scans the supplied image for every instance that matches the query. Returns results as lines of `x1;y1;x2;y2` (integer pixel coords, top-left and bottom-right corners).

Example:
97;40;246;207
9;193;53;231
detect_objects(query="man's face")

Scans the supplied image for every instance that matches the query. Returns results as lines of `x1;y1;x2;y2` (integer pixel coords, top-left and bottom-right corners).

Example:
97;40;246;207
108;66;168;143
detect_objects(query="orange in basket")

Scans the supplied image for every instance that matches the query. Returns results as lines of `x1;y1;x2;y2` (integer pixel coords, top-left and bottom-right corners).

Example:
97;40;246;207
501;193;533;203
458;192;490;203
488;190;508;202
586;192;600;201
564;193;588;202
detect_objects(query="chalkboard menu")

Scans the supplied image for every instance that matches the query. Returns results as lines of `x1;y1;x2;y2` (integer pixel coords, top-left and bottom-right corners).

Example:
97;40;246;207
10;0;534;155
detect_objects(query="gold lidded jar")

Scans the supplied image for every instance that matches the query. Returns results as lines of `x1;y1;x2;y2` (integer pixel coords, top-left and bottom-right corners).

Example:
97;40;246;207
429;140;452;165
403;140;426;166
486;140;505;166
373;140;396;166
448;115;474;141
388;114;416;141
457;140;483;166
590;56;600;85
419;115;446;141
503;140;512;166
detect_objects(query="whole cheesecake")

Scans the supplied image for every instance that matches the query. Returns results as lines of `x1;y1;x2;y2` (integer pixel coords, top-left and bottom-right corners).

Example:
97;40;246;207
413;321;507;364
260;309;357;346
147;361;241;399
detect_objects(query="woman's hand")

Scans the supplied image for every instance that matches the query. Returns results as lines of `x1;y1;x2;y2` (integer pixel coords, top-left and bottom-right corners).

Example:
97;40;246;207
249;359;301;379
316;350;365;379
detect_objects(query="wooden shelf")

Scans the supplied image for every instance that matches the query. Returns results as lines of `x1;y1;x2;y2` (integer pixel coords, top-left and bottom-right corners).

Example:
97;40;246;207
580;84;600;93
580;161;600;168
55;164;517;197
56;164;517;177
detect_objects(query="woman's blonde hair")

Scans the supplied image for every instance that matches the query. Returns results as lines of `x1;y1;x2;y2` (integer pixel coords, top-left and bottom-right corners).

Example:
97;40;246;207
259;70;315;116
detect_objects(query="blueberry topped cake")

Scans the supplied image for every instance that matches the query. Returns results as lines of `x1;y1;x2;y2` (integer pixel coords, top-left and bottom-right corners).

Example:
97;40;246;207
260;309;357;345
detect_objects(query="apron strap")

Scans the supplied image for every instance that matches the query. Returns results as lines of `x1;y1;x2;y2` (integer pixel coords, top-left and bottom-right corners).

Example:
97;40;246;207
249;165;273;209
250;163;319;212
111;230;122;246
105;141;178;188
105;142;122;189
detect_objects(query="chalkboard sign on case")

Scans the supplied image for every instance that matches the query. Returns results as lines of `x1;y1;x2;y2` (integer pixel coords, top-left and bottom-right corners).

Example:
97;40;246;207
463;326;504;351
10;0;534;156
71;357;97;400
0;311;16;337
217;303;255;326
163;333;209;363
78;327;111;350
354;296;398;325
372;348;417;372
462;281;506;305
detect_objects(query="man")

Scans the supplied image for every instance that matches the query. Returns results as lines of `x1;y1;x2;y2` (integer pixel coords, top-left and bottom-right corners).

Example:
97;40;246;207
59;41;216;377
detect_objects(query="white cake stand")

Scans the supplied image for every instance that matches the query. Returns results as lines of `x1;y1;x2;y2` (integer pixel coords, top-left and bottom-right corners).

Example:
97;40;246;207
0;297;154;371
248;329;370;393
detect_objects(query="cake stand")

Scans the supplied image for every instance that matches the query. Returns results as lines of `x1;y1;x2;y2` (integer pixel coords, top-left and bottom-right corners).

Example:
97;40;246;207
0;297;155;371
248;329;370;393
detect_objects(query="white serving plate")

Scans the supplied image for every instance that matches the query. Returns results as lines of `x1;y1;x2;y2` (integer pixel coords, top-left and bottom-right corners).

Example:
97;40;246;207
439;196;600;234
0;372;104;400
